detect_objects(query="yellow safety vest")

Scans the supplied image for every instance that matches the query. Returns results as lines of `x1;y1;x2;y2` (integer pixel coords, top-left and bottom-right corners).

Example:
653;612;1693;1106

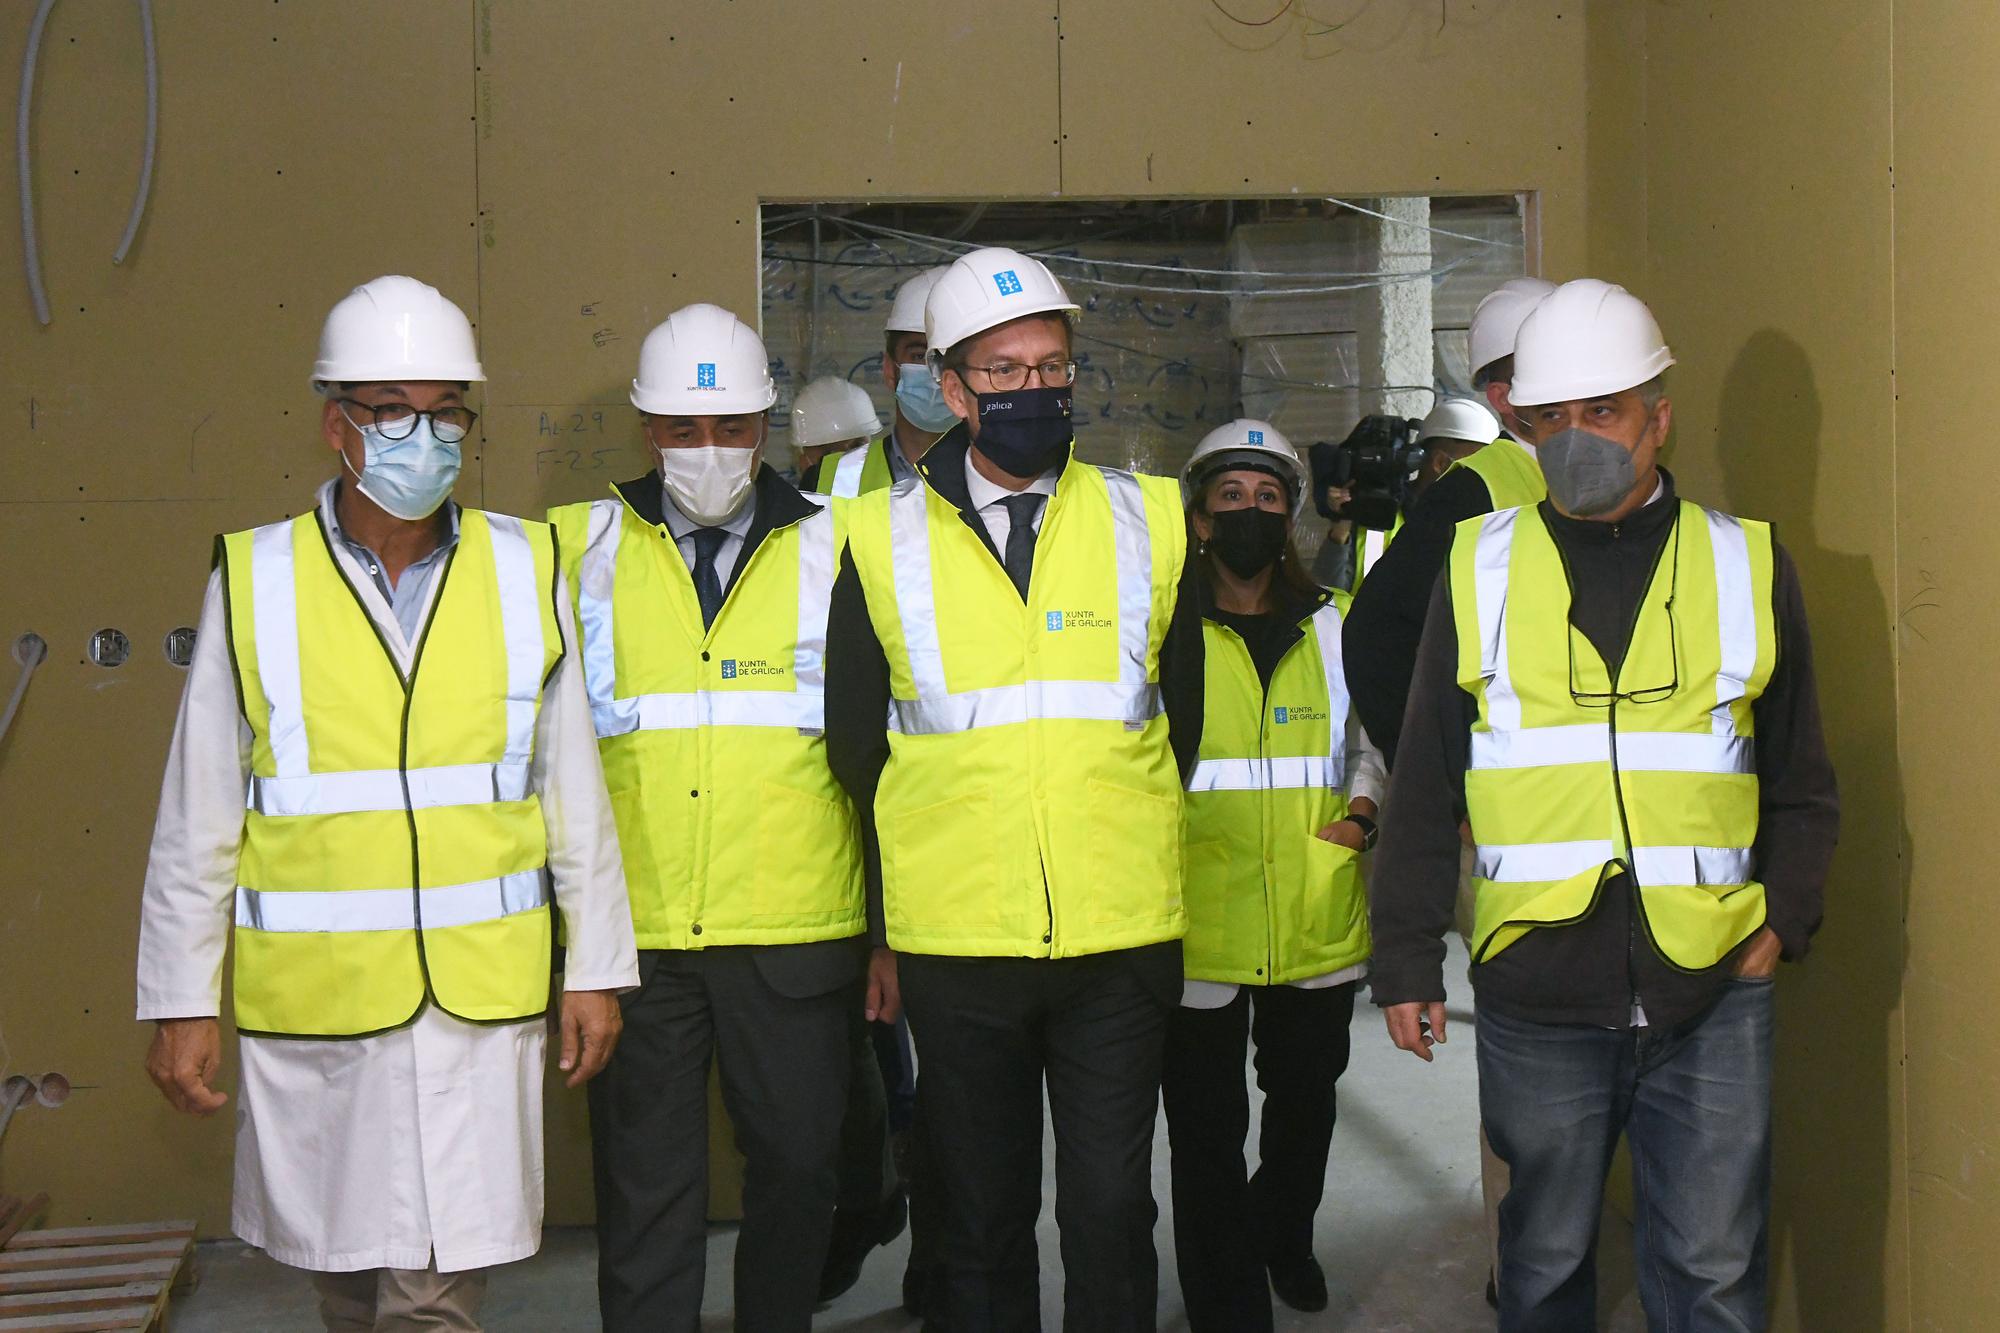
814;434;895;498
846;458;1189;957
1454;436;1547;510
1449;500;1776;971
1183;597;1369;984
221;509;562;1038
549;492;864;950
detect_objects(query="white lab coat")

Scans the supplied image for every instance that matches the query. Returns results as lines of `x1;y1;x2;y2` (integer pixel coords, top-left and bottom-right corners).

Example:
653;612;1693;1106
136;492;638;1273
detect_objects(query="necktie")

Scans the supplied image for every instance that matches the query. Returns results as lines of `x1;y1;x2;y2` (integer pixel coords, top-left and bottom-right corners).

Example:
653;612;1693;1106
999;494;1045;600
690;527;727;629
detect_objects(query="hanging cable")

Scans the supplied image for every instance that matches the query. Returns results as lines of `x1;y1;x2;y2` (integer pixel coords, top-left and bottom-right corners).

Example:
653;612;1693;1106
16;0;59;326
822;212;1469;283
1324;196;1522;248
112;0;157;265
762;243;1477;299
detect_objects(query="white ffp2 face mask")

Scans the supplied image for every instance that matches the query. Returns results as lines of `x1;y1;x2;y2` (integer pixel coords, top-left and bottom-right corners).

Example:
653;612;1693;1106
658;444;759;525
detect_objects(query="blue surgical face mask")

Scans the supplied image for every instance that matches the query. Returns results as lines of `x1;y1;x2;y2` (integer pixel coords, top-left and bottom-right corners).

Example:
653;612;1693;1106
895;362;961;434
343;413;462;521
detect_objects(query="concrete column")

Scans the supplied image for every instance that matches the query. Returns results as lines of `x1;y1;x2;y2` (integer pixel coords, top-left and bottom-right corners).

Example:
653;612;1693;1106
1356;196;1434;421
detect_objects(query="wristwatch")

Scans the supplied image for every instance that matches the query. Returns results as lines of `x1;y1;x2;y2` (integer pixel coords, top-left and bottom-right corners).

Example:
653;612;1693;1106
1346;813;1380;851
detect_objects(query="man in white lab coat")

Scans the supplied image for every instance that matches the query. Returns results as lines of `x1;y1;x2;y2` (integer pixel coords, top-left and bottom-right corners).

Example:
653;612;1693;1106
136;275;638;1332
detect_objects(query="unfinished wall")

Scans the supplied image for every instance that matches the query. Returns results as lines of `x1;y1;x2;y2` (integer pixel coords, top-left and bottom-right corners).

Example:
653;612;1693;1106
1889;5;2000;1327
0;0;1604;1235
1632;3;1907;1327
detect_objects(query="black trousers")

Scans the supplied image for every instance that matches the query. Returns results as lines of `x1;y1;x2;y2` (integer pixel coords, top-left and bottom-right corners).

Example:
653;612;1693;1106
588;947;854;1333
834;1004;900;1212
1159;982;1357;1333
900;943;1180;1333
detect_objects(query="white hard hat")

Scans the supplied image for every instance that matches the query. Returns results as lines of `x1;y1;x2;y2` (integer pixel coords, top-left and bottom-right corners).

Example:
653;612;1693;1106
1508;279;1675;407
885;267;948;335
790;376;881;448
311;275;483;388
1467;276;1558;379
925;247;1080;367
1416;396;1501;447
1181;419;1307;513
630;303;778;416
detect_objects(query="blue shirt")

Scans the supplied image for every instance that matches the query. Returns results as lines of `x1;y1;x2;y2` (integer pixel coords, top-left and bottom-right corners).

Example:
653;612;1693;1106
322;483;461;643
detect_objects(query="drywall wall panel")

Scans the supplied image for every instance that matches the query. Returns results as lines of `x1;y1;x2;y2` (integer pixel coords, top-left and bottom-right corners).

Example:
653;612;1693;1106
1640;4;1905;1328
0;0;477;1234
1890;4;2000;1326
1056;0;1598;278
472;2;1063;521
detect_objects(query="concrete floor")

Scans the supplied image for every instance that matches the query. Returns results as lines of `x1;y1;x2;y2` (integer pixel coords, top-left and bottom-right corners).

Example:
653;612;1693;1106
174;939;1647;1331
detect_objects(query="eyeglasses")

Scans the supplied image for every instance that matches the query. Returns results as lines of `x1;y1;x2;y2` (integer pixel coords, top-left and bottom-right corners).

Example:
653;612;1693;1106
338;399;478;445
1566;516;1682;709
955;359;1078;392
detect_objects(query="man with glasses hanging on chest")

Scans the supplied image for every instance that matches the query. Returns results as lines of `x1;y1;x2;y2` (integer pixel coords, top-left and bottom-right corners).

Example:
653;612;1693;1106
826;247;1203;1331
1368;280;1839;1331
137;276;636;1332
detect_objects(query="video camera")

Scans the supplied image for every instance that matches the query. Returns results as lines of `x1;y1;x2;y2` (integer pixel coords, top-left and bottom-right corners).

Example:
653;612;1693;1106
1308;413;1425;531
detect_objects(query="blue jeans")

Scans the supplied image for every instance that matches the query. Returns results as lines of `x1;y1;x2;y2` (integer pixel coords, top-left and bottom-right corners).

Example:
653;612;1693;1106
1476;977;1774;1332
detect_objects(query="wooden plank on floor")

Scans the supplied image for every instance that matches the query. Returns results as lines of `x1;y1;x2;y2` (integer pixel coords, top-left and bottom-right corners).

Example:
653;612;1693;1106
0;1198;49;1253
0;1241;189;1274
4;1222;192;1252
0;1282;163;1315
0;1261;180;1295
0;1305;155;1330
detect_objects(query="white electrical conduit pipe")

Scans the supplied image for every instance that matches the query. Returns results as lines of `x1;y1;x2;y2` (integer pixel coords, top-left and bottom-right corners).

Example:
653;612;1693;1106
0;634;47;749
18;0;159;325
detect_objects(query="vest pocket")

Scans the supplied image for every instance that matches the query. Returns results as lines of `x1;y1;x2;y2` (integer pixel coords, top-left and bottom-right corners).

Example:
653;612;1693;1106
1300;832;1366;954
754;781;861;921
886;787;1003;933
1085;778;1182;925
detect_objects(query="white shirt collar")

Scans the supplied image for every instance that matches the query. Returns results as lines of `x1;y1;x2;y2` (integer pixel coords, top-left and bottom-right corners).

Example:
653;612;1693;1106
964;449;1060;512
660;483;758;541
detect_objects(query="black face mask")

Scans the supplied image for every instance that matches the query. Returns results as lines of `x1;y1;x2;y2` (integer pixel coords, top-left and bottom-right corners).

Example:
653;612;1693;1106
971;386;1073;478
1207;506;1289;579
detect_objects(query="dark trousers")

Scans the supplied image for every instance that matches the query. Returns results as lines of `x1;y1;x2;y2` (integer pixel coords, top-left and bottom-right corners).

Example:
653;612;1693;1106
1160;982;1357;1333
900;943;1180;1333
588;947;854;1333
1477;977;1775;1333
834;1004;900;1212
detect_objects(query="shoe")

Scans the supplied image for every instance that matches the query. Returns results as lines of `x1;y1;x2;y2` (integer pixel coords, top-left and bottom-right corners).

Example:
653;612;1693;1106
818;1186;910;1305
1266;1253;1329;1313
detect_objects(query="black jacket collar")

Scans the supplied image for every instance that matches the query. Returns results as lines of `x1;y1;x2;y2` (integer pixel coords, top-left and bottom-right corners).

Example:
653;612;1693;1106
612;463;821;596
1196;563;1333;630
1538;467;1680;547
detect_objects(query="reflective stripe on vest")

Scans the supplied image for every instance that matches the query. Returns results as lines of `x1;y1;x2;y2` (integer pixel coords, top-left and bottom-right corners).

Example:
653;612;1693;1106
236;868;549;932
572;499;835;737
829;447;869;498
884;469;1157;734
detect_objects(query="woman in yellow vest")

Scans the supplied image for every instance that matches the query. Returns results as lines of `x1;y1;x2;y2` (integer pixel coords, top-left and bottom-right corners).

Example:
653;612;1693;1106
1164;419;1385;1331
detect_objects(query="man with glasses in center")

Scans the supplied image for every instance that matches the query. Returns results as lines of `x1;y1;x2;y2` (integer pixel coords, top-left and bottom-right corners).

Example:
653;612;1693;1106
1368;280;1838;1330
826;246;1203;1331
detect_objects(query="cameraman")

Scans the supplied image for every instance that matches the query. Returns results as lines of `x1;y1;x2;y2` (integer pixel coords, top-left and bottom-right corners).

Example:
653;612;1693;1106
1341;276;1554;763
